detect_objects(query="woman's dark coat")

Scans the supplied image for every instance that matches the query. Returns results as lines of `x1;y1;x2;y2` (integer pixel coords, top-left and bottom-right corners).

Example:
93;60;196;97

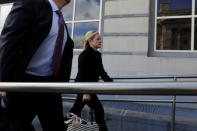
75;45;112;82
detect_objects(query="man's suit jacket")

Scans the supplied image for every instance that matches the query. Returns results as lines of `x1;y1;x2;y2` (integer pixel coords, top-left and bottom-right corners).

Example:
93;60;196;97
0;0;74;82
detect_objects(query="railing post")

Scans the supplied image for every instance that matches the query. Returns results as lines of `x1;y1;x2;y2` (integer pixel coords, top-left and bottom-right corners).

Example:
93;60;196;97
171;95;176;131
173;76;177;82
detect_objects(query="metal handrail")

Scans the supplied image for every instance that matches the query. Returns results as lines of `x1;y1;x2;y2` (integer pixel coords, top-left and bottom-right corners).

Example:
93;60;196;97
1;81;197;95
1;81;197;131
111;75;197;80
70;75;197;81
62;96;197;103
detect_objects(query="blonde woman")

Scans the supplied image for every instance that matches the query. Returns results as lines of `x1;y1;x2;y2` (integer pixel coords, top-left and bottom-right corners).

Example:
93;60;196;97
67;31;112;131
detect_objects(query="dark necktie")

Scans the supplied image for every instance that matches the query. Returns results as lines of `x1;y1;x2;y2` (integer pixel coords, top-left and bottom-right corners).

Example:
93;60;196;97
53;10;65;76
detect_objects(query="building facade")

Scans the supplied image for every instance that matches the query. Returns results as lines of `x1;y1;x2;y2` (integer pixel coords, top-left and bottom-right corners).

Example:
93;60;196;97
0;0;197;78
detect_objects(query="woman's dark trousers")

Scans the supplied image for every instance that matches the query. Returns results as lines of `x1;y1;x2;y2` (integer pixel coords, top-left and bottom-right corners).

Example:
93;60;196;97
69;94;108;131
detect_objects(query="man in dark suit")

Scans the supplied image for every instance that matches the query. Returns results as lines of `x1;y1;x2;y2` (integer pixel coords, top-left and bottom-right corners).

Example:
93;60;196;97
0;0;73;130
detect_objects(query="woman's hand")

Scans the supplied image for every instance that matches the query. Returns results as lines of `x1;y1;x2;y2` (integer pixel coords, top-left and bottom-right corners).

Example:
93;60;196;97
82;94;91;102
72;117;81;128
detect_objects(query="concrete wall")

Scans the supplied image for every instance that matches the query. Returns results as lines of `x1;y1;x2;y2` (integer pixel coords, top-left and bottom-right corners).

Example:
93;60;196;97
101;0;151;77
99;0;197;77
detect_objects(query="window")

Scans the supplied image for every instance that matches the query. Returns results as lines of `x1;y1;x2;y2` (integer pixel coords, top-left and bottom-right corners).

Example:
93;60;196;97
0;3;12;33
0;0;102;50
155;0;197;52
62;0;102;49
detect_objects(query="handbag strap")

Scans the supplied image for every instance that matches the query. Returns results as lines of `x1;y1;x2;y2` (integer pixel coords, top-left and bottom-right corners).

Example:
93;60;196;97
65;113;88;125
90;109;94;124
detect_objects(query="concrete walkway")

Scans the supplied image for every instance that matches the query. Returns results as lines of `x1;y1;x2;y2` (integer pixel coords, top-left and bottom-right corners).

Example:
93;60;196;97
33;101;197;131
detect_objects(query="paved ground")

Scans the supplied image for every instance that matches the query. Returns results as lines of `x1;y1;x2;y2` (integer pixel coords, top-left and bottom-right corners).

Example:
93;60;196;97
33;101;197;131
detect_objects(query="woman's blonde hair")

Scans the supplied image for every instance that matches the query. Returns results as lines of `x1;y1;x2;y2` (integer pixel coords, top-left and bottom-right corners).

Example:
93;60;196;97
83;30;99;50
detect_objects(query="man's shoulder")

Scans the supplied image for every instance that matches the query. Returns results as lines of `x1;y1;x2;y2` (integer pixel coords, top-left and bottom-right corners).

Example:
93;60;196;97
15;0;42;5
16;0;49;9
18;0;51;16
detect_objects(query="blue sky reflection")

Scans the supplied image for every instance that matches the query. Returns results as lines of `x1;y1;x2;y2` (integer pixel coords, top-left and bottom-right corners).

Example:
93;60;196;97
157;0;192;16
75;0;100;20
74;22;99;49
